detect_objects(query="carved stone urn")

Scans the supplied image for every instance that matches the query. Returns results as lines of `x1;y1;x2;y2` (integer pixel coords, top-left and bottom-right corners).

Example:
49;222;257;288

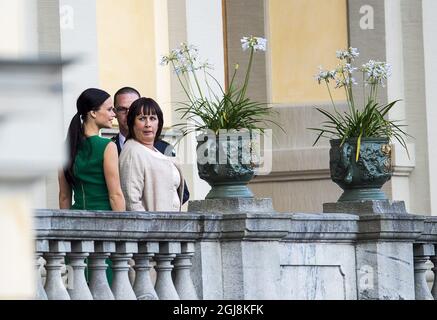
329;137;392;202
196;131;256;199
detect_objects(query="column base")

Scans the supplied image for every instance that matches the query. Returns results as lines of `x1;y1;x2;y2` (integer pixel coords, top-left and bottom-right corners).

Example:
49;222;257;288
323;200;407;215
188;198;275;214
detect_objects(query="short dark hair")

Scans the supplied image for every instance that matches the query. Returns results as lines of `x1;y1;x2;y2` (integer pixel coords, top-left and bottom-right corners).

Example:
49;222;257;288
114;87;140;106
126;97;164;142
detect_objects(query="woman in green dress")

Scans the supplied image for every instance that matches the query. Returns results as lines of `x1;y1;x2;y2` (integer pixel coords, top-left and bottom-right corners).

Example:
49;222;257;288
58;88;125;211
58;88;125;287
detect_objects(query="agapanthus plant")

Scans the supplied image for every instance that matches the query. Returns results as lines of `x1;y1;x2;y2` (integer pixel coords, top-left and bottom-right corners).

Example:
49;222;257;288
310;47;409;160
160;36;279;136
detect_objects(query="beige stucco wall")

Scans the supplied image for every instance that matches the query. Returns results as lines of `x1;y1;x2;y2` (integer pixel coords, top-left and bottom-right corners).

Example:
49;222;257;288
96;0;163;114
0;0;40;298
96;0;155;96
268;0;348;104
0;196;35;299
96;0;173;126
248;0;349;212
0;0;38;57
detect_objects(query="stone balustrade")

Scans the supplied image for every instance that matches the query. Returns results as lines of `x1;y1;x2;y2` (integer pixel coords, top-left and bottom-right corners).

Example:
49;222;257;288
413;216;437;300
34;210;200;300
33;199;437;300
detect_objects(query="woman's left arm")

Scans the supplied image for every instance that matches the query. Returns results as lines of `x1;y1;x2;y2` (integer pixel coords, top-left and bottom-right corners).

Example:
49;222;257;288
58;169;72;209
103;142;126;211
172;158;185;211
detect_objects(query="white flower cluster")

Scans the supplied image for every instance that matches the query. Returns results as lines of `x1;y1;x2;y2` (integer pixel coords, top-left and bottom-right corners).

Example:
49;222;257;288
315;66;336;84
315;47;393;89
336;47;359;61
342;63;358;74
241;36;267;52
335;77;358;88
159;43;210;75
161;37;267;76
361;60;392;87
334;63;358;88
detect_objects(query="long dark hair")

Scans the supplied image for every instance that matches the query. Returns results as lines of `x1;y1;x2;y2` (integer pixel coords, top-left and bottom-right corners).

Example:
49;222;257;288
126;97;164;142
64;88;111;187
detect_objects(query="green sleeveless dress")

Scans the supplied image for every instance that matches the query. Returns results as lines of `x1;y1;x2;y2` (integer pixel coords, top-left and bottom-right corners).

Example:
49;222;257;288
71;135;112;211
70;135;113;284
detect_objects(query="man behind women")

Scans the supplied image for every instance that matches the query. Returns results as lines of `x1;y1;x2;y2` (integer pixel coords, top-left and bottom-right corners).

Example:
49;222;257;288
58;88;125;211
113;87;189;203
112;87;141;154
113;87;174;155
119;97;184;211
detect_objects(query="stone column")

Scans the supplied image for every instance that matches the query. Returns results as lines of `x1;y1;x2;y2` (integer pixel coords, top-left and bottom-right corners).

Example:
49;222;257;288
325;200;424;300
422;0;437;216
431;250;437;300
66;241;94;300
44;241;71;300
219;228;287;299
347;0;415;210
88;241;115;300
189;198;289;300
414;243;434;300
173;242;198;300
154;242;181;300
0;59;64;299
133;242;159;300
191;238;223;300
167;0;225;200
111;242;138;300
35;240;49;300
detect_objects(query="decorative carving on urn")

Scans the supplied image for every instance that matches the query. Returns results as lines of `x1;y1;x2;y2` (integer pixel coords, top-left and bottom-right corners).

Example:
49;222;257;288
329;138;392;202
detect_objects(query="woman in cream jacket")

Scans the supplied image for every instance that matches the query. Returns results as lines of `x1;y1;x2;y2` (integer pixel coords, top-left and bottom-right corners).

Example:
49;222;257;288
119;97;184;211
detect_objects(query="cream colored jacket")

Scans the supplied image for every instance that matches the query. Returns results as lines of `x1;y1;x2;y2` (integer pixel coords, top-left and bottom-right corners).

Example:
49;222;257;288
119;139;184;212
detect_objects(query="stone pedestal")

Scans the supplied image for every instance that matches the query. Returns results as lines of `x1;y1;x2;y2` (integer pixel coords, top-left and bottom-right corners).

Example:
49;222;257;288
323;200;407;215
0;59;65;299
190;198;288;299
188;198;275;214
323;200;424;300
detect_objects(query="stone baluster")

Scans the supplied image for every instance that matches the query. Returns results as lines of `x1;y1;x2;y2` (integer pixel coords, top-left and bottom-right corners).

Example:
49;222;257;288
173;242;198;300
431;246;437;300
128;258;135;287
35;240;48;300
43;240;71;300
66;241;94;300
154;242;181;300
414;244;434;300
88;241;115;300
133;242;159;300
111;241;138;300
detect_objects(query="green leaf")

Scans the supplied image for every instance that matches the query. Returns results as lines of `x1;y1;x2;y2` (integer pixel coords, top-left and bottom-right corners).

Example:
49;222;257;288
356;132;363;162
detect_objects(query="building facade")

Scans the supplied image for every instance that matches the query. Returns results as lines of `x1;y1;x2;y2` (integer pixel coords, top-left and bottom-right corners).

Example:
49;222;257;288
1;0;437;213
1;0;437;300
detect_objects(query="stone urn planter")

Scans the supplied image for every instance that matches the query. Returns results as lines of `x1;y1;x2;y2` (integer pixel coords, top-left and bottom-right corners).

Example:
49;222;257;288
330;137;392;202
196;131;256;199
